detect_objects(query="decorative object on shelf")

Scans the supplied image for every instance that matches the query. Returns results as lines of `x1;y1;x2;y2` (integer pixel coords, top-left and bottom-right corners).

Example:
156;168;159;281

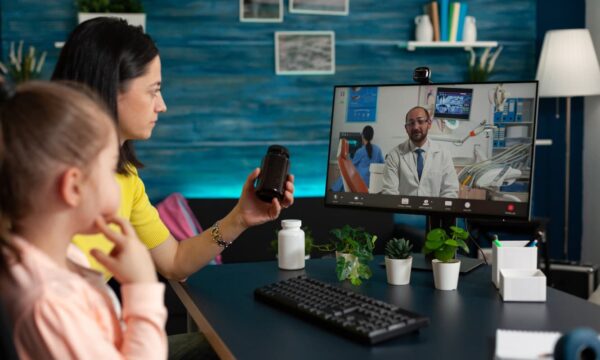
466;46;503;82
415;15;434;42
536;29;600;260
424;226;469;290
314;225;377;286
275;31;335;75
462;16;477;42
76;0;146;31
0;41;47;84
384;238;413;285
289;0;349;16
240;0;283;23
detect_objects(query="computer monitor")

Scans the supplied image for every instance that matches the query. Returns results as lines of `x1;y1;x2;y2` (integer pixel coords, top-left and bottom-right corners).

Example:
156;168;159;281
339;131;363;158
325;81;539;222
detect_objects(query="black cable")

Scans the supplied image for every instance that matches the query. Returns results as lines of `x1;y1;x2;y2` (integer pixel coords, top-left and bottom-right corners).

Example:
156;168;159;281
465;219;489;265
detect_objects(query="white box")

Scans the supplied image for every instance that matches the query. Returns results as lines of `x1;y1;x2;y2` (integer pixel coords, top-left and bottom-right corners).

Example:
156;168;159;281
492;240;537;288
500;269;547;302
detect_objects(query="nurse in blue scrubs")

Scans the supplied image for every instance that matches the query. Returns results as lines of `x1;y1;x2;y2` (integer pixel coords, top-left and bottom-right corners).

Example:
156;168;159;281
331;125;384;192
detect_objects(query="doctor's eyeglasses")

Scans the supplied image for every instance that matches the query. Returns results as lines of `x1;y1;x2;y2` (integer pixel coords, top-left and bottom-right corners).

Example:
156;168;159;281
405;119;430;127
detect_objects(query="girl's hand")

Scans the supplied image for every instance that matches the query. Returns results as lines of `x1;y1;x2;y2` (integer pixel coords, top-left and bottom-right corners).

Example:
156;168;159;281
91;216;158;284
236;168;295;229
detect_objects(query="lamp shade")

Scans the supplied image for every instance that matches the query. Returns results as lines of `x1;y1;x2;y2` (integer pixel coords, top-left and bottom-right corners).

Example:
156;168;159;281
536;29;600;98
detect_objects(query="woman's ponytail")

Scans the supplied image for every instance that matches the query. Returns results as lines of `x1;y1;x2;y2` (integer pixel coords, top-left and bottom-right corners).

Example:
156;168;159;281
362;125;374;159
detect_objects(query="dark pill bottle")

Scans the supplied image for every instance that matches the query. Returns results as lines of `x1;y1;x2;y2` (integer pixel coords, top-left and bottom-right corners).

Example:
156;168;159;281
255;145;290;202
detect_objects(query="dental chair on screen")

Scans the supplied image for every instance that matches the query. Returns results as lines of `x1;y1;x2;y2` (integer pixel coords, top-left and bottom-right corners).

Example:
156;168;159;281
337;138;369;193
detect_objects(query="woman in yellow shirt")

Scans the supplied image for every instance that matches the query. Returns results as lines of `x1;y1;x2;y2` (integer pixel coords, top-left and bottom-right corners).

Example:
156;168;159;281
52;17;295;281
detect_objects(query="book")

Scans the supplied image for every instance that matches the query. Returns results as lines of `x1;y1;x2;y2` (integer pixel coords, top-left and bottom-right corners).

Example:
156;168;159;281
449;2;461;42
430;1;441;41
439;0;449;41
495;329;561;360
456;3;468;41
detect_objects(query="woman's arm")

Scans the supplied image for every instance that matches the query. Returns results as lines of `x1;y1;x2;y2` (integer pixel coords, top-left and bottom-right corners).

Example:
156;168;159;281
150;168;294;281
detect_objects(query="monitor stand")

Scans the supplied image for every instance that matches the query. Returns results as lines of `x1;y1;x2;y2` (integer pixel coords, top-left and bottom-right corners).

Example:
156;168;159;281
426;214;457;233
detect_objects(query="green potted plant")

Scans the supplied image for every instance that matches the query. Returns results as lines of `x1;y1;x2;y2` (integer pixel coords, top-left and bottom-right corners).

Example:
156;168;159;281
424;226;470;290
0;41;47;84
384;238;413;285
314;225;377;286
466;46;503;82
76;0;146;31
270;226;314;259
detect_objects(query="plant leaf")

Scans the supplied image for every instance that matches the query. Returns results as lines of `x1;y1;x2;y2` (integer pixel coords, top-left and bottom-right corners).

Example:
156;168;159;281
435;247;456;262
457;239;470;253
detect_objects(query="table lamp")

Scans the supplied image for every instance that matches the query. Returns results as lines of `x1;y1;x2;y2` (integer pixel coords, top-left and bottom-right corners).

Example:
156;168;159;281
536;29;600;259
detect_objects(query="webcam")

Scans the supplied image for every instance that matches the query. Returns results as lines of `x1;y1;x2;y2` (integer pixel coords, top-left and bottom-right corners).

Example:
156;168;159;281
413;67;432;85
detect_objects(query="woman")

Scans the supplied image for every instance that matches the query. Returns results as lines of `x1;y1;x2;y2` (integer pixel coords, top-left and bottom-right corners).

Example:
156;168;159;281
52;17;294;279
331;125;384;192
53;17;294;359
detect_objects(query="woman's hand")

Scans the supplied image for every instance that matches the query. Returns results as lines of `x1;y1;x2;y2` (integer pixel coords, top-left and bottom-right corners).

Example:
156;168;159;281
235;168;295;229
91;216;158;284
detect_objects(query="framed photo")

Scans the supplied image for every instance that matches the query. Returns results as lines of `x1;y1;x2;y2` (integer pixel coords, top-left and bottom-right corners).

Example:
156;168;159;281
289;0;349;16
240;0;283;23
275;31;335;75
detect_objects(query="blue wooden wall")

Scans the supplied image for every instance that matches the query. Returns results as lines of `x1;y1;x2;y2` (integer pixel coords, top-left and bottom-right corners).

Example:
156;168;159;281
10;0;588;258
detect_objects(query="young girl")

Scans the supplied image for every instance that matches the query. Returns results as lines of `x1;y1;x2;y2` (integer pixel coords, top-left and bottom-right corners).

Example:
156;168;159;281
0;81;167;359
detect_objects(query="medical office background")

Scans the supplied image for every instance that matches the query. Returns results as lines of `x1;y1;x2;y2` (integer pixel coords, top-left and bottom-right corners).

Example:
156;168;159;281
1;0;599;264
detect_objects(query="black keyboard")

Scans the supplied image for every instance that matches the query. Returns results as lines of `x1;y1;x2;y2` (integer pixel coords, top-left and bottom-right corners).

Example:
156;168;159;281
254;276;429;345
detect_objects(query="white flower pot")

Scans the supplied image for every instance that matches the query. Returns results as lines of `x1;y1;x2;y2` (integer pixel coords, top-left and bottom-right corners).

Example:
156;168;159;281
432;259;461;290
385;256;412;285
78;13;146;32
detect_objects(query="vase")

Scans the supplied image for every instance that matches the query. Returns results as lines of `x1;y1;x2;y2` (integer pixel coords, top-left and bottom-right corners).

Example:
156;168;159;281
432;259;461;290
385;256;412;285
78;12;146;32
462;16;477;42
415;15;434;42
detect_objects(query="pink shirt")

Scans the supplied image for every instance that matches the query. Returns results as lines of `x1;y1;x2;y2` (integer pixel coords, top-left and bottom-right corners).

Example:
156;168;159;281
0;237;167;360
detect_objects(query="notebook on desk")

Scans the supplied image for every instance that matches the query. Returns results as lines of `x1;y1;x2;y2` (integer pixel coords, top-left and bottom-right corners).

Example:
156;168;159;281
495;329;561;360
380;253;485;274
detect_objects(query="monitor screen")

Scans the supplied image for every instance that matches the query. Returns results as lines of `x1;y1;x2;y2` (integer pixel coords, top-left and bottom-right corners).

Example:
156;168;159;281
434;87;473;120
325;82;539;220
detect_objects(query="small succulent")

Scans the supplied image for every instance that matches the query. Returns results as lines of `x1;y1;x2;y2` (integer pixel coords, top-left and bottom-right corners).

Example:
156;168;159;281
385;238;413;260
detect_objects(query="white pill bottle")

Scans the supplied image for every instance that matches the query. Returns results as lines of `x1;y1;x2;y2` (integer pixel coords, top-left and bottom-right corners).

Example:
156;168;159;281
278;219;305;270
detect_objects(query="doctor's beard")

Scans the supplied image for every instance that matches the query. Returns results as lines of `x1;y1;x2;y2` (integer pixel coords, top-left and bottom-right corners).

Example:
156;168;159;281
409;128;428;144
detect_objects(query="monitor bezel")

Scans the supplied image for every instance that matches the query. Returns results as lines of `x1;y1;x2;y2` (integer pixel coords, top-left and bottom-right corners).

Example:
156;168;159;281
323;80;539;221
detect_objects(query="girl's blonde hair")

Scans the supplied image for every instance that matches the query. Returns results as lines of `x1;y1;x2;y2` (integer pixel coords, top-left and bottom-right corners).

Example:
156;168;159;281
0;81;114;277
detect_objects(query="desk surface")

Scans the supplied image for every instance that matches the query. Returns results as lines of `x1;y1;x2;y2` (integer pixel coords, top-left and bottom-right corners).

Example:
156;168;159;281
170;257;600;360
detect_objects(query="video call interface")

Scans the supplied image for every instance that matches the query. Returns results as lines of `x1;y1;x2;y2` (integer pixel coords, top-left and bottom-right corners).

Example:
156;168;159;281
326;82;539;219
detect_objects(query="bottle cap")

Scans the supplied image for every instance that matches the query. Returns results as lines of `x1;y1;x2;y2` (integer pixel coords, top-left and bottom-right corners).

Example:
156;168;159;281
281;219;301;228
267;145;290;158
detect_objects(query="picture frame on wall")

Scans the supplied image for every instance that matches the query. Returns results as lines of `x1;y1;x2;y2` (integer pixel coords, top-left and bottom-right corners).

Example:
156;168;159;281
275;31;336;75
240;0;283;22
289;0;349;16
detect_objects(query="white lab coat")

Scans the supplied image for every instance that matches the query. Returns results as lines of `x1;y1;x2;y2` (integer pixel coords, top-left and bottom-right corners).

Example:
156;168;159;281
382;140;459;198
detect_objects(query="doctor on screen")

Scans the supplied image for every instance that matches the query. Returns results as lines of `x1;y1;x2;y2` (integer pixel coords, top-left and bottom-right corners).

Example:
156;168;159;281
382;106;459;198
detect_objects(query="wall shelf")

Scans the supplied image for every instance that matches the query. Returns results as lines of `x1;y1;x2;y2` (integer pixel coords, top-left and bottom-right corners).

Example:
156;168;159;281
404;41;498;51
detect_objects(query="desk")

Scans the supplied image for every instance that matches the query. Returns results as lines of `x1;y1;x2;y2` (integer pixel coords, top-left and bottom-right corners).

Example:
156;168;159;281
170;257;600;359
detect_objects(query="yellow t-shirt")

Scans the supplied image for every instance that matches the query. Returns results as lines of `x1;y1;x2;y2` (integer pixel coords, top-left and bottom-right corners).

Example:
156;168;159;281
72;167;170;280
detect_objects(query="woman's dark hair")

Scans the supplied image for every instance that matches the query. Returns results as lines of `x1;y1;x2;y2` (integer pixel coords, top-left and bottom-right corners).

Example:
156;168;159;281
52;17;159;175
362;125;374;159
0;81;114;278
